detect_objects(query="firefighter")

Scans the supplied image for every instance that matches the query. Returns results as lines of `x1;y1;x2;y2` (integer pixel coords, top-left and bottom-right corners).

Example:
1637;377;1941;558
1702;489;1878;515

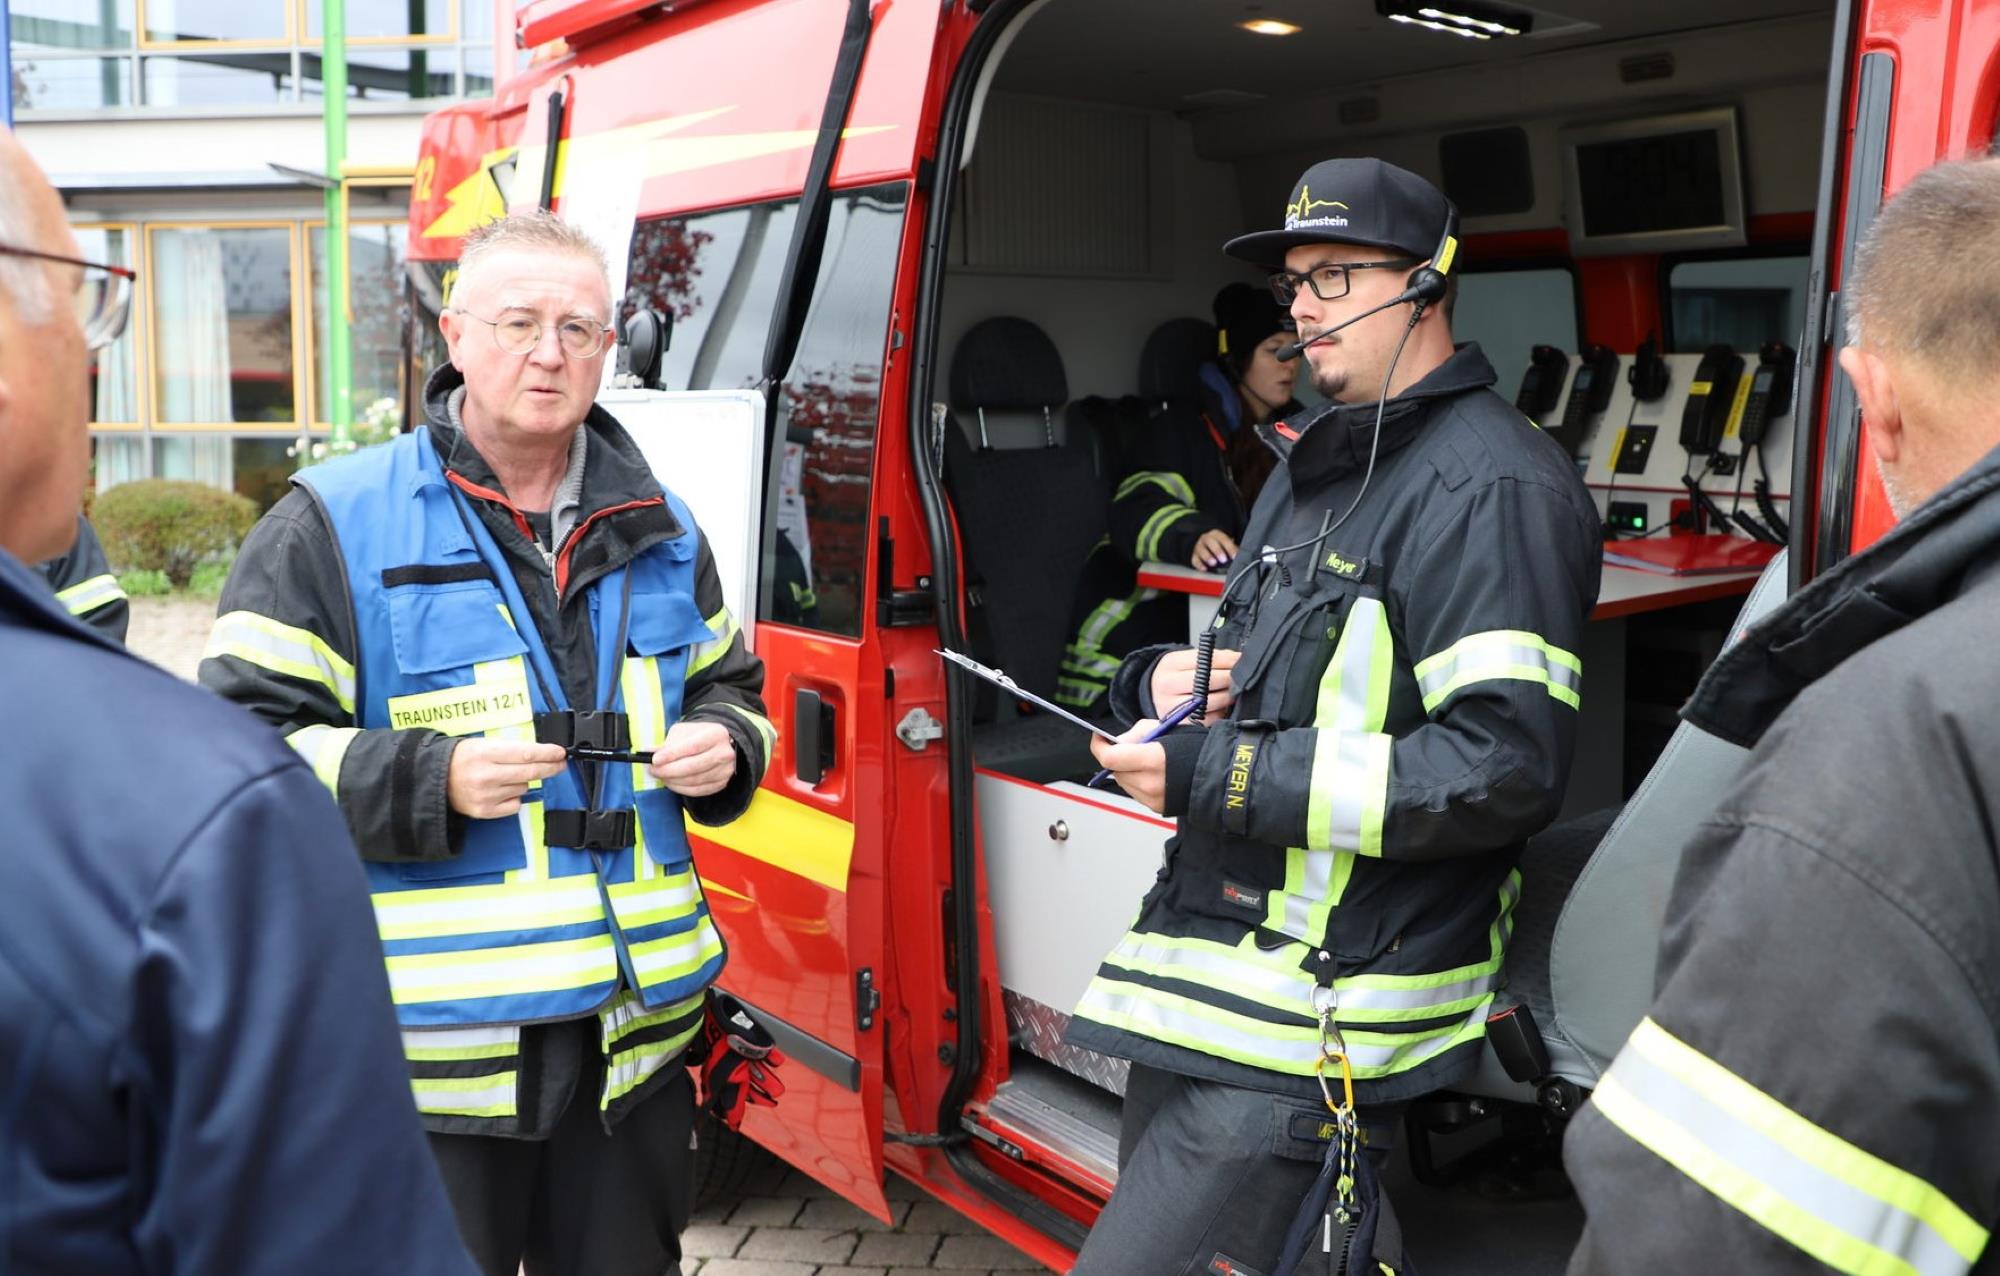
200;211;776;1276
1564;156;2000;1275
38;513;129;642
1056;284;1300;712
0;128;476;1274
1074;158;1601;1272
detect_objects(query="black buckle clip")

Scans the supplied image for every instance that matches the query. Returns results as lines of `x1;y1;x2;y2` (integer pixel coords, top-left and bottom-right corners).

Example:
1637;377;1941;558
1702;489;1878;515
543;807;637;851
534;710;631;752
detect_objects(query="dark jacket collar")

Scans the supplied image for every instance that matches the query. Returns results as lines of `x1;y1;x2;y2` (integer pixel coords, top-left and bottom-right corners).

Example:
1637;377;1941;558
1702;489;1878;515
420;364;679;531
1278;342;1498;493
0;545;122;653
1686;441;2000;748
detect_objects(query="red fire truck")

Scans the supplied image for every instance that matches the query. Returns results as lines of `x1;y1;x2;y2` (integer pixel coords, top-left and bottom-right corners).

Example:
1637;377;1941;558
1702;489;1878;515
404;0;2000;1265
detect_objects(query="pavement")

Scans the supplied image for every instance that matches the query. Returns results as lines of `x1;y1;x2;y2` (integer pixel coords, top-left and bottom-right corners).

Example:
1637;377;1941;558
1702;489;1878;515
123;597;1051;1274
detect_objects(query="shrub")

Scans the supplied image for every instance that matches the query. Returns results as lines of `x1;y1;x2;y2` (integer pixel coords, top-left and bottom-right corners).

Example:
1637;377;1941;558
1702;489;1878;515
117;569;172;597
186;558;233;600
94;480;257;588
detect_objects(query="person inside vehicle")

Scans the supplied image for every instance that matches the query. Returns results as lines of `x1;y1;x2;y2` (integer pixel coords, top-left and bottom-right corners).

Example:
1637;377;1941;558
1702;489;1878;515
1054;283;1298;712
1073;157;1601;1274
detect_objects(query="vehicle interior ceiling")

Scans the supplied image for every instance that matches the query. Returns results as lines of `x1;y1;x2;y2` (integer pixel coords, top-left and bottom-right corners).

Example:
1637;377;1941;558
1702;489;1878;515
936;0;1836;783
935;1;1838;1255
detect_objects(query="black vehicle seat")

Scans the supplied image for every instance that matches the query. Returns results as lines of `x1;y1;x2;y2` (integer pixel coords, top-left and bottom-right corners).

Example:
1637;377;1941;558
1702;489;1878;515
942;318;1110;783
1136;315;1215;412
1463;551;1792;1102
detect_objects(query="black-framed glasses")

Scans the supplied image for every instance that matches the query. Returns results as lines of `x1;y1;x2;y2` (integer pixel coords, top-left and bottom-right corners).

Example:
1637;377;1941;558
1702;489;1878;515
453;309;614;359
1268;257;1420;306
0;244;136;352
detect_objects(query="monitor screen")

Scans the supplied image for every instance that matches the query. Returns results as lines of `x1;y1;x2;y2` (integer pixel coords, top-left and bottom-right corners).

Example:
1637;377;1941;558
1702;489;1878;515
1575;130;1726;237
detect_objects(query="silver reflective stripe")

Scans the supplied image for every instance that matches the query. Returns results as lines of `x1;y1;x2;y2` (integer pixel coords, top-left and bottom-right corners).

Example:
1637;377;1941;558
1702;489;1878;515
204;610;358;712
1594;1020;1986;1276
412;1075;517;1116
630;928;720;979
54;572;125;616
285;724;360;794
1413;630;1582;715
1309;730;1388;852
1102;933;1497;1016
373;879;607;937
387;942;616;996
402;1024;521;1056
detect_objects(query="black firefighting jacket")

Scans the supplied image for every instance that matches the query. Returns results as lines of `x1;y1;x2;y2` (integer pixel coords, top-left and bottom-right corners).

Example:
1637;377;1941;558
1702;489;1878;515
1066;343;1602;1106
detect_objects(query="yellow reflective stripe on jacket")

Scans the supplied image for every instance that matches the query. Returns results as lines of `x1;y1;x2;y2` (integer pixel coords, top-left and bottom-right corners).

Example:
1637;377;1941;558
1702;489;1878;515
411;1071;519;1119
1101;932;1498;1024
710;700;777;759
1116;470;1197;505
1135;503;1201;561
622;653;668;797
205;610;358;713
402;1024;521;1062
1074;976;1490;1078
1305;731;1391;856
285;723;361;794
628;918;725;985
1593;1018;1987;1276
605;867;703;931
383;933;620;1006
600;987;707;1108
373;876;610;943
1413;629;1582;715
686;606;739;679
54;572;125;616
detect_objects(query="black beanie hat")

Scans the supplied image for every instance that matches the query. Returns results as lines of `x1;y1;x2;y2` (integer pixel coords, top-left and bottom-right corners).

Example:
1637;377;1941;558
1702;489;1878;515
1213;282;1289;374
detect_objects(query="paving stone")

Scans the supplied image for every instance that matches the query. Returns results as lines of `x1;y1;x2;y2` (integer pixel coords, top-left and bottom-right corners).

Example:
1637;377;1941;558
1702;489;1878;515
735;1226;861;1266
901;1201;982;1236
852;1230;943;1267
816;1268;890;1276
679;1223;749;1259
725;1196;805;1227
690;1261;818;1276
798;1196;911;1232
931;1234;1046;1270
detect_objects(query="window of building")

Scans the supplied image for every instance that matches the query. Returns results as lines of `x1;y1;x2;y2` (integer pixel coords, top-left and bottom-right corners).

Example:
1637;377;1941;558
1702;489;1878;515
624;184;909;637
149;224;298;426
309;221;410;423
1666;253;1809;352
1451;265;1582;404
9;0;490;112
75;225;144;427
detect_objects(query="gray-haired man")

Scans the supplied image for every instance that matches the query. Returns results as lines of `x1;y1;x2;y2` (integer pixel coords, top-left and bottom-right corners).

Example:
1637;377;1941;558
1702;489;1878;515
203;210;777;1275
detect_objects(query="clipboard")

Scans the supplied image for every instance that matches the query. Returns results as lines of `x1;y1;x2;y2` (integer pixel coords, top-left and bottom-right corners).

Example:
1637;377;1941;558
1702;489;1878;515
935;650;1123;741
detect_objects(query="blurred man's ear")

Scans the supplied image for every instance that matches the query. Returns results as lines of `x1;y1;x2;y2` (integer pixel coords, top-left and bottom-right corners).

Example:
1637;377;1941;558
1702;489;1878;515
1840;345;1905;467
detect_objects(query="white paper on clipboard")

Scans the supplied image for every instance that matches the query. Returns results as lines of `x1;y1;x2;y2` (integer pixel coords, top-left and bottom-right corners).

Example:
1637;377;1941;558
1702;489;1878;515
935;650;1122;741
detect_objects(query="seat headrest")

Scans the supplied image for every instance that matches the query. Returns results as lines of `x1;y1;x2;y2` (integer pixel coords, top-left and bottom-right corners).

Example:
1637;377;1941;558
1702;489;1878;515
951;317;1068;411
1138;317;1217;405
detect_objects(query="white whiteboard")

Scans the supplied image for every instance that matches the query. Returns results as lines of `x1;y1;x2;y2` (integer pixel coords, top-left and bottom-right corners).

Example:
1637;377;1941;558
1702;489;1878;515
599;388;767;650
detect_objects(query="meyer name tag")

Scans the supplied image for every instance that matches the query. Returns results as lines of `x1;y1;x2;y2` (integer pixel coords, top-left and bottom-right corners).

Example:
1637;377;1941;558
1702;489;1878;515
386;679;533;735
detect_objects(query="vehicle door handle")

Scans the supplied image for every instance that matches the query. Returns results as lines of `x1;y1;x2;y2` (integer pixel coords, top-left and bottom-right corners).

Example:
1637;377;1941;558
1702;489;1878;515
794;689;837;786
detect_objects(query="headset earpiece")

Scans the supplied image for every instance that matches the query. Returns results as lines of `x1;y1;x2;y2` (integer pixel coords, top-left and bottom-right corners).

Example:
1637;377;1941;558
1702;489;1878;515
1406;203;1459;312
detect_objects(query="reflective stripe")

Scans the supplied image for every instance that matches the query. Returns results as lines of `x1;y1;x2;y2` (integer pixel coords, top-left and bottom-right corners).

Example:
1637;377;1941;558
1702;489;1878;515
622;653;668;797
630;922;725;982
285;723;360;794
599;987;707;1107
411;1072;518;1118
606;869;703;930
402;1023;521;1061
1062;577;1155;702
1074;976;1490;1078
1593;1018;1987;1276
1136;503;1200;561
1055;675;1107;708
373;877;609;942
686;606;740;679
711;701;777;760
1307;730;1392;855
1413;629;1582;715
1101;932;1498;1023
54;572;125;616
385;935;619;1004
205;610;358;713
1116;470;1197;505
600;987;705;1051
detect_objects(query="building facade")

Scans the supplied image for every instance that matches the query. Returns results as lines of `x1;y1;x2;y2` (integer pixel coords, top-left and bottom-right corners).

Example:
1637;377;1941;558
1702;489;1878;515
9;0;508;508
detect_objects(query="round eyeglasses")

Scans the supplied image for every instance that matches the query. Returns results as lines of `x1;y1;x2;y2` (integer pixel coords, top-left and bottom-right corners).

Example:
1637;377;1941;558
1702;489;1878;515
453;309;615;359
0;244;136;352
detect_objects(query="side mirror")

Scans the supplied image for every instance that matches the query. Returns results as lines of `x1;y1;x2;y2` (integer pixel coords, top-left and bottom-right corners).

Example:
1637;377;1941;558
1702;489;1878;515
618;307;672;390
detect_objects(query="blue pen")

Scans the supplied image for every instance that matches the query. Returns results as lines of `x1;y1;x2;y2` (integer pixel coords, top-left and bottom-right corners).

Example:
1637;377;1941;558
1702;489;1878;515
1088;692;1207;789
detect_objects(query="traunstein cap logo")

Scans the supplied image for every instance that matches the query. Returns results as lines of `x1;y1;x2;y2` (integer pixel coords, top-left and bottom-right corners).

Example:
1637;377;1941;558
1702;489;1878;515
1284;184;1350;231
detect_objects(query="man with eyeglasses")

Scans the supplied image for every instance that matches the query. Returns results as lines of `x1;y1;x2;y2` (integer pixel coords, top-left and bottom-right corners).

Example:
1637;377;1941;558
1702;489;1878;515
1074;158;1599;1273
201;209;775;1276
0;131;478;1273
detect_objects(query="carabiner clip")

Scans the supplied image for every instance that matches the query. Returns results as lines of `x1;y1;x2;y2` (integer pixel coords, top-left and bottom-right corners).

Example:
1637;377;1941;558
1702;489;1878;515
1315;1046;1356;1116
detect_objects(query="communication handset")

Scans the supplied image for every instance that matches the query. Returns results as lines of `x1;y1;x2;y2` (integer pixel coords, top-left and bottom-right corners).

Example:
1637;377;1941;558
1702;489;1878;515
1546;343;1617;457
1737;341;1796;447
1679;344;1745;455
1627;332;1669;401
1515;345;1570;420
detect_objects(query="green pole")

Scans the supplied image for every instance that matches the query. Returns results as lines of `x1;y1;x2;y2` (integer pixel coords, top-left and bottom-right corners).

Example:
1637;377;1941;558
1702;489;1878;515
323;0;353;451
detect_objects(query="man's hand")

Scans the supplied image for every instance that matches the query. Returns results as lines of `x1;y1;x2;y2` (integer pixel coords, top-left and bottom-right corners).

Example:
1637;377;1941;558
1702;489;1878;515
446;739;568;819
1190;528;1238;572
649;720;737;798
1090;719;1169;813
1150;646;1239;719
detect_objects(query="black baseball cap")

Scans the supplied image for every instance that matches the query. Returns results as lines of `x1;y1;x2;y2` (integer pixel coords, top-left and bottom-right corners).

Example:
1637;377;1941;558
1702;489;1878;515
1224;157;1453;270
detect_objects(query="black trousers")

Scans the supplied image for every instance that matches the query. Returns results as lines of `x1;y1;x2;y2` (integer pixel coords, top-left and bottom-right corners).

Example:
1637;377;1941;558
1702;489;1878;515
1072;1063;1401;1276
428;1058;696;1276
